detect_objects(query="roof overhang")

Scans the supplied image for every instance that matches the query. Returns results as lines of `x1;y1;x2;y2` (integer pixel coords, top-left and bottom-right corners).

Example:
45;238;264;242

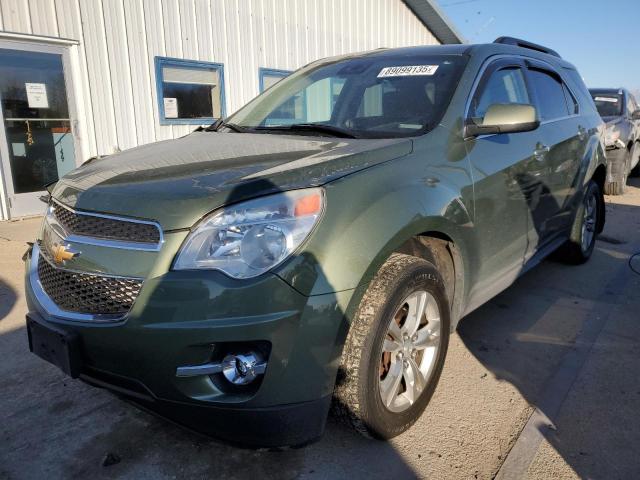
402;0;464;44
0;30;79;46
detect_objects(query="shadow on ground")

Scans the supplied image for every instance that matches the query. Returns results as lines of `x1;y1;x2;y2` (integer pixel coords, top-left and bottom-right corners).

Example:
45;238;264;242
458;182;640;478
0;278;17;323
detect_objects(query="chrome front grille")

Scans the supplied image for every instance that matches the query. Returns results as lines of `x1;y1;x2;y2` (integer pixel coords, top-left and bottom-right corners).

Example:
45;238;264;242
29;200;159;321
52;201;162;246
36;249;143;317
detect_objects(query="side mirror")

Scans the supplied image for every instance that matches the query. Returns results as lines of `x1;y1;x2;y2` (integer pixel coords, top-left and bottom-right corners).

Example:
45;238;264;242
631;109;640;120
465;103;540;138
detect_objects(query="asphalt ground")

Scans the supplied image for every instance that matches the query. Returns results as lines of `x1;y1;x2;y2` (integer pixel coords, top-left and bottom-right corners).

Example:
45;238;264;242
1;179;639;479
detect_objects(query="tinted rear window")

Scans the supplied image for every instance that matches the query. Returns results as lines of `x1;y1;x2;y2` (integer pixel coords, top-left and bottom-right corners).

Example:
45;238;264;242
590;93;623;117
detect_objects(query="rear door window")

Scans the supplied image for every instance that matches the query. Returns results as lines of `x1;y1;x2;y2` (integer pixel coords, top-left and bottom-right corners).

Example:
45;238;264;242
528;68;570;121
591;93;623;117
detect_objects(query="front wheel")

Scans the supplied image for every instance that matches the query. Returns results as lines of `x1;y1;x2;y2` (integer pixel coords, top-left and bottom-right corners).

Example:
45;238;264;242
604;149;630;195
560;179;602;264
332;253;450;439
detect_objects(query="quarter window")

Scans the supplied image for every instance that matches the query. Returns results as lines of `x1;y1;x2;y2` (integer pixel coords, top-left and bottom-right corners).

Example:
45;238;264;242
470;67;530;121
563;84;579;115
155;57;225;124
528;69;569;121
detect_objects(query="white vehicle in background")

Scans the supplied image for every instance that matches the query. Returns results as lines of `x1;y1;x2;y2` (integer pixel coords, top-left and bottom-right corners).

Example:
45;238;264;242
590;88;640;195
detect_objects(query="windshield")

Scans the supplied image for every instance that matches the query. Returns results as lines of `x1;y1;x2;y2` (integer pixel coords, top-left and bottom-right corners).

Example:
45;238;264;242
227;54;468;138
591;93;623;117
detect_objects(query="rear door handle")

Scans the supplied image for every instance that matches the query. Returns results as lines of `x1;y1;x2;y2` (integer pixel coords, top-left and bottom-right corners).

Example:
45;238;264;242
578;125;587;141
534;144;550;161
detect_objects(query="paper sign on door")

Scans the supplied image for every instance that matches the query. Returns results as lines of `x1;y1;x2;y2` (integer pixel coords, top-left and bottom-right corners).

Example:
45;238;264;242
164;98;178;118
25;83;49;109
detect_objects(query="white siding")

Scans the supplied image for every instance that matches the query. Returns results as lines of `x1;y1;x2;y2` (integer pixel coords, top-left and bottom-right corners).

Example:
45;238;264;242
124;0;156;146
0;0;441;220
54;0;97;158
0;0;31;33
28;0;59;36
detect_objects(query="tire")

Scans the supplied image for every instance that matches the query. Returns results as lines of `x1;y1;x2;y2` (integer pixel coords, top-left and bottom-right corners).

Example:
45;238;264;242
630;142;640;177
559;180;602;264
332;253;450;439
604;149;630;195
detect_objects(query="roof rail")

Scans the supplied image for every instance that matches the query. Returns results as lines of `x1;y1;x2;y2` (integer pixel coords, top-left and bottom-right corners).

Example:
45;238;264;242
494;36;561;58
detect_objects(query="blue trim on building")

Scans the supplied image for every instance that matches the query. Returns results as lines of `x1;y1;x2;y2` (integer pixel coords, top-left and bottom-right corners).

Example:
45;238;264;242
258;68;292;92
154;56;226;125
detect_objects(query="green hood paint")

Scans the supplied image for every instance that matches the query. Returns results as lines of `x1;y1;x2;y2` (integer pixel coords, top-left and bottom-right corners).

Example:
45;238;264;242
52;132;412;230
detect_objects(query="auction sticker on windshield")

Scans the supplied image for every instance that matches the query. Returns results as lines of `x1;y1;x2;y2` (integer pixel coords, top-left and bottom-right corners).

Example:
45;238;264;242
378;65;439;77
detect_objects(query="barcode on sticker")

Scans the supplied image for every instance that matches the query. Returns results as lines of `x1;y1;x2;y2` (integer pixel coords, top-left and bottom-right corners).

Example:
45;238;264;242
595;97;618;103
378;65;439;78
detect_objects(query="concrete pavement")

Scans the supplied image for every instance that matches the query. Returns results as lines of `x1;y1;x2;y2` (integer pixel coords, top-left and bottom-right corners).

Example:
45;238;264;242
1;180;639;479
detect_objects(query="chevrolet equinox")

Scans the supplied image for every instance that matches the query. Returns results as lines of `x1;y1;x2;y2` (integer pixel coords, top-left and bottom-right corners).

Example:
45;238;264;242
26;37;606;447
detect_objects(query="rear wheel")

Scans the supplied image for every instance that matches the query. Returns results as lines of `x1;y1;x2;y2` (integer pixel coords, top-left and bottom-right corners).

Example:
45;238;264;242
333;253;450;439
560;180;602;264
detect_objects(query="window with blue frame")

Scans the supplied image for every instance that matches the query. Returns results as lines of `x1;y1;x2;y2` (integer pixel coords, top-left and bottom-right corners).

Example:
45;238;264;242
155;57;225;124
258;75;347;127
259;68;308;125
259;68;291;92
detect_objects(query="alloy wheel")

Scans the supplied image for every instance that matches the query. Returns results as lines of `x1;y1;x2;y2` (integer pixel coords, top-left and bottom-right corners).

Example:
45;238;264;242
379;290;441;413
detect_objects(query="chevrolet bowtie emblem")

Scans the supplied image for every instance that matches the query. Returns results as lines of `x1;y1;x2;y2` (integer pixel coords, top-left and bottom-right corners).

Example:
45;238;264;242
52;244;80;265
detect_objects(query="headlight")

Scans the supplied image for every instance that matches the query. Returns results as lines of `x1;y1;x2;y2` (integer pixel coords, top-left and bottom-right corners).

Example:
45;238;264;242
173;188;324;278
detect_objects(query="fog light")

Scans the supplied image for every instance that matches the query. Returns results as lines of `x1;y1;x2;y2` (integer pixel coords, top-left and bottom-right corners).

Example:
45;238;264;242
221;352;267;385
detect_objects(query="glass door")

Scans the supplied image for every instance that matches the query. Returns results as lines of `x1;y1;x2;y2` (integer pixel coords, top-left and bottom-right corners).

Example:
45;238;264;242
0;46;78;218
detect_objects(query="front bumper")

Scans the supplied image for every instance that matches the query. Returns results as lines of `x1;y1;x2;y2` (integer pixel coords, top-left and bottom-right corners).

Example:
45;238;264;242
25;247;353;447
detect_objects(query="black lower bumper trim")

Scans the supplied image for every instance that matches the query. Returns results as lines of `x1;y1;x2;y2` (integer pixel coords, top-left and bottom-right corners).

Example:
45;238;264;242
124;394;332;449
80;368;156;402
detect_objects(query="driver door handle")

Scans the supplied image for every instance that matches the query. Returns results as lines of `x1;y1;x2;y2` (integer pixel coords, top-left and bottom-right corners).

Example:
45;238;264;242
534;144;550;161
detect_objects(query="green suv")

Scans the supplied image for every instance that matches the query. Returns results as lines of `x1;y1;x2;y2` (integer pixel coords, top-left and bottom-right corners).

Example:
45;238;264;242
25;37;606;447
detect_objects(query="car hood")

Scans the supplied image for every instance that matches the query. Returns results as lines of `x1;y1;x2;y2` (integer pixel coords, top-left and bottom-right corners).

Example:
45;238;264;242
52;132;412;230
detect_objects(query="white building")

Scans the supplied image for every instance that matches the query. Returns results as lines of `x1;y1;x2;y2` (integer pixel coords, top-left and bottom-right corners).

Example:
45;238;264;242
0;0;461;220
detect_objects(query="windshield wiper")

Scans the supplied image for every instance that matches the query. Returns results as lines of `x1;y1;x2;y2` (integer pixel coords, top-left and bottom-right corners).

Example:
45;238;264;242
253;123;358;139
201;119;249;133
